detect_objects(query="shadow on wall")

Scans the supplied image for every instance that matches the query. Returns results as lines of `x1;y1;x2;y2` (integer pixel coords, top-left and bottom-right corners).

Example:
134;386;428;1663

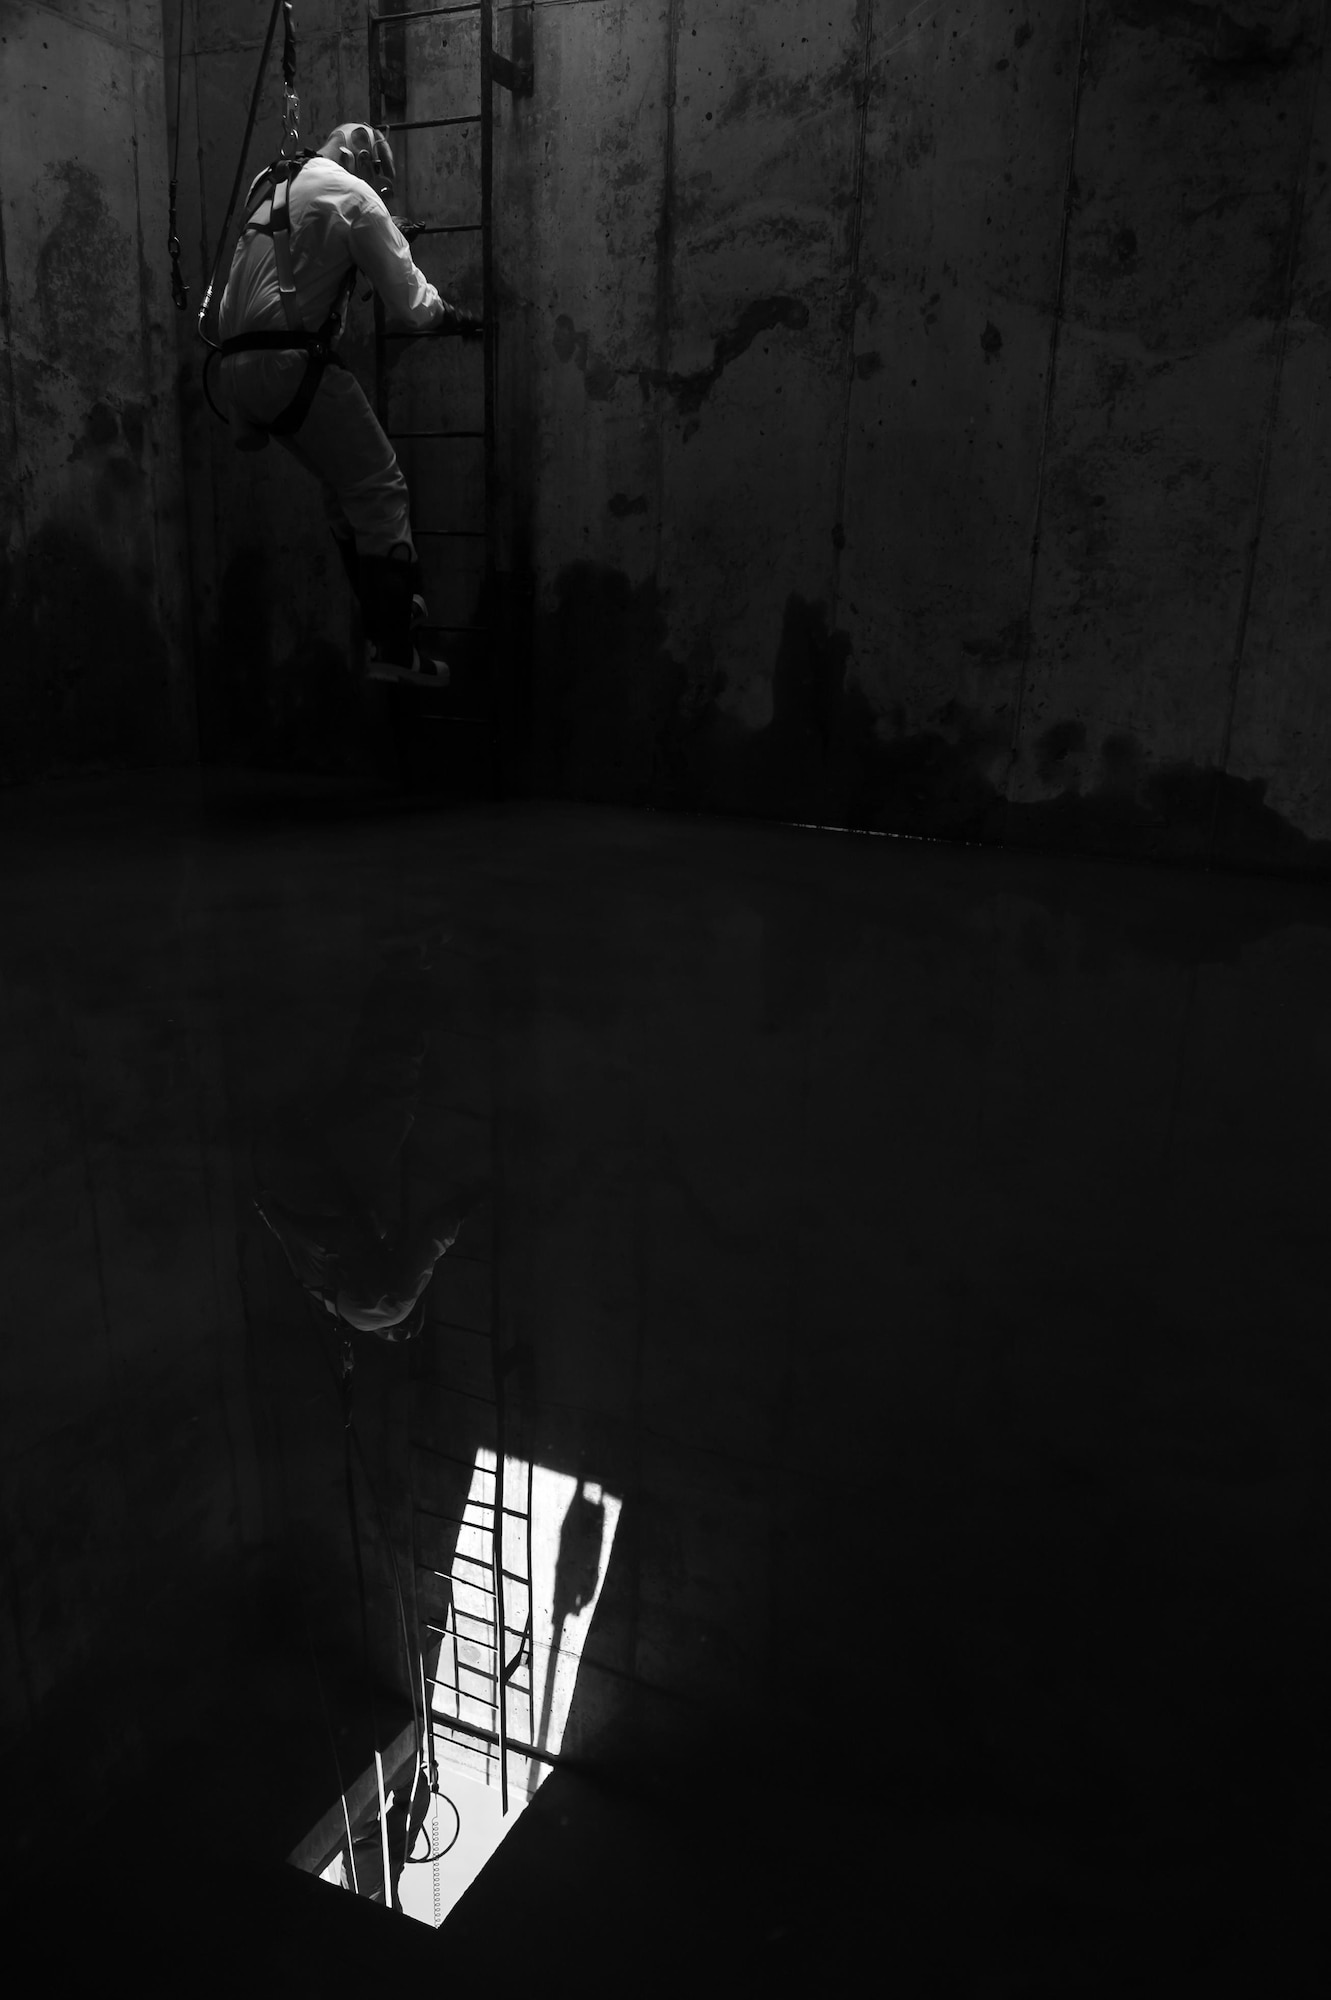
536;562;1331;880
0;521;176;786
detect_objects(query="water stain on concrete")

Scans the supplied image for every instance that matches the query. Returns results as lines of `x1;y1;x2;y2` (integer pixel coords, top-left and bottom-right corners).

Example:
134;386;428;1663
539;564;1331;895
961;617;1029;667
85;402;119;450
551;314;618;400
67;398;150;502
0;520;172;785
533;561;690;804
36;162;133;387
1036;719;1088;784
552;314;581;365
639;297;811;414
554;297;811;412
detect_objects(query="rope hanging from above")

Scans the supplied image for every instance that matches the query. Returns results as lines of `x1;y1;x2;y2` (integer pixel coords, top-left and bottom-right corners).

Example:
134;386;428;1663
167;0;189;308
280;2;301;160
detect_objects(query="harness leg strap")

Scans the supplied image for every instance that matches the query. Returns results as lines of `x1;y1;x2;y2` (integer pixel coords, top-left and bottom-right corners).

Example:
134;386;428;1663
267;349;343;436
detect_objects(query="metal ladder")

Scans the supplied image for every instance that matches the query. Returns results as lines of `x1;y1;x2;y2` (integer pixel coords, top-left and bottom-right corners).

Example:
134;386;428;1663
367;3;532;794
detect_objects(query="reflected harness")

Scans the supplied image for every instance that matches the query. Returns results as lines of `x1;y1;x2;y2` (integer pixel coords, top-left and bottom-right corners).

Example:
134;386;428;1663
216;152;355;435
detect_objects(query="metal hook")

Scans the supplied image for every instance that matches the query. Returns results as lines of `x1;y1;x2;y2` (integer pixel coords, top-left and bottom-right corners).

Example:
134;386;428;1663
282;83;301;158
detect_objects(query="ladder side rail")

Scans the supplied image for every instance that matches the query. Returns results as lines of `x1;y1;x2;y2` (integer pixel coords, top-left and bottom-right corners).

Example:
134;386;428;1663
480;0;501;795
368;12;389;430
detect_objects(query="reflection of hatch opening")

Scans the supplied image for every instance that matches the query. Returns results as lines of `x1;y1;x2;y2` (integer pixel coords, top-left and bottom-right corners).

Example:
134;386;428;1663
291;1449;621;1928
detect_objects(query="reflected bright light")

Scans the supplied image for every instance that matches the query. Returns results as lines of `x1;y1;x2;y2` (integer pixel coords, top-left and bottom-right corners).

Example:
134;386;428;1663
296;1446;621;1929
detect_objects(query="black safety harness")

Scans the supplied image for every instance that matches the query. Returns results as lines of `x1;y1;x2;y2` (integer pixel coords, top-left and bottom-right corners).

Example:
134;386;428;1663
192;0;347;437
211;151;357;436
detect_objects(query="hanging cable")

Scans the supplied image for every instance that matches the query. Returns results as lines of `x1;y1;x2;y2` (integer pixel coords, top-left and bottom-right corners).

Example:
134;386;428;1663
281;1519;362;1896
196;0;285;350
236;1233;364;1898
338;1328;393;1902
314;1296;422;1762
401;1788;461;1866
289;1257;467;1901
167;0;189;309
280;2;301;160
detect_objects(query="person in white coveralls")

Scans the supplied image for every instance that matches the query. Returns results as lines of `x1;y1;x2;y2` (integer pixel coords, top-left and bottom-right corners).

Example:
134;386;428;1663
218;119;481;686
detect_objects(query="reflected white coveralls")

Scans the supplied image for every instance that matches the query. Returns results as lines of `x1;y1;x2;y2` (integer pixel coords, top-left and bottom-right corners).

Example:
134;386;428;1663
218;156;443;557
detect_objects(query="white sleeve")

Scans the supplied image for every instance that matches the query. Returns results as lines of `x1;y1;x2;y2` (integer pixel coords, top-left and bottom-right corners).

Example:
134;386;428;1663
347;188;445;329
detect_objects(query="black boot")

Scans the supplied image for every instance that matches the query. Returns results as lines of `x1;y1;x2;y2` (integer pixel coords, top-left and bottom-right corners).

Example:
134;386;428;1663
358;546;449;687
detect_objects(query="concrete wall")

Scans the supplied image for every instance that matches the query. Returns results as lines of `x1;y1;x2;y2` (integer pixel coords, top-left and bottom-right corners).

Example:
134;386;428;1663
171;2;1331;872
0;1;196;785
162;0;370;772
519;0;1331;872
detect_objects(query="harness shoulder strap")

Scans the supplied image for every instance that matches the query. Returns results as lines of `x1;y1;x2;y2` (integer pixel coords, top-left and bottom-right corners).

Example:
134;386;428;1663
270;168;300;328
237;153;323;337
239;150;316;234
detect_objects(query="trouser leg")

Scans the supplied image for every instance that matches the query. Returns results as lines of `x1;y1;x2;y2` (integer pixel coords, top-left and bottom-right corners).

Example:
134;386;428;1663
330;527;360;599
275;363;415;557
273;363;445;680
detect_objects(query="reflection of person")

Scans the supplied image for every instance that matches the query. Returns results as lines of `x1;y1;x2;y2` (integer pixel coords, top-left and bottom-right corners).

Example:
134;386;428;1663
536;1481;606;1753
253;946;487;1340
255;1182;479;1341
217;120;482;686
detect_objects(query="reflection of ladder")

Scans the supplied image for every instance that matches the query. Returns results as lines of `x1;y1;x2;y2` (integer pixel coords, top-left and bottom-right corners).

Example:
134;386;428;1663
367;3;532;794
399;949;536;1830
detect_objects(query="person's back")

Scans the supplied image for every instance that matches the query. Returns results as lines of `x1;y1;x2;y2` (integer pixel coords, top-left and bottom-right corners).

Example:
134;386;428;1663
219;148;441;431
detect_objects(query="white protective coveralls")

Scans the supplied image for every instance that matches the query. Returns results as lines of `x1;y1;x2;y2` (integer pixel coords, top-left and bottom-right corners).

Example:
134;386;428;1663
218;154;444;558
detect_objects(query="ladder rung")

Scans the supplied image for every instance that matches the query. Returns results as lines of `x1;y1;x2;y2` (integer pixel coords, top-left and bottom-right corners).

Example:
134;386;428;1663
452;1549;497;1578
422;1615;492;1645
412;223;484;237
424;1563;494;1597
428;1681;496;1710
386;115;482;134
429;1713;561;1769
414;1489;495;1517
413;1363;496;1394
408;1441;492;1471
421;1619;525;1659
421;1381;497;1407
370;4;481;21
389;428;485;439
449;1659;499;1689
384;328;484;341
